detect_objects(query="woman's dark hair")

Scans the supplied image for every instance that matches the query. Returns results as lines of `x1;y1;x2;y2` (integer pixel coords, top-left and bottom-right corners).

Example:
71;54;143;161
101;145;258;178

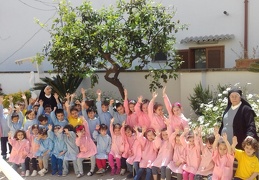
144;128;155;138
64;124;75;132
113;123;121;130
38;128;48;136
87;107;96;114
153;102;163;112
242;136;259;153
99;124;108;131
11;112;19;120
31;124;39;130
124;125;135;133
55;108;64;115
25;110;34;118
13;130;26;140
205;134;215;144
38;115;48;122
140;99;150;111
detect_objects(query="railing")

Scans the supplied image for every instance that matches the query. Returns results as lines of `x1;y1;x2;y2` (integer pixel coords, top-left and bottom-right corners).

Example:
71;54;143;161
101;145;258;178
0;157;23;180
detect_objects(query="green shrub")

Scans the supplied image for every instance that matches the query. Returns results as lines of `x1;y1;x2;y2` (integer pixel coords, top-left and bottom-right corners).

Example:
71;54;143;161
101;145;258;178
2;91;31;108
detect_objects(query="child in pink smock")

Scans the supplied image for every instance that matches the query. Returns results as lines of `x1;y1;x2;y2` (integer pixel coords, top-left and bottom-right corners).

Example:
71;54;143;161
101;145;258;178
195;130;215;180
151;122;173;180
212;130;234;180
108;118;124;175
25;124;40;177
134;96;151;128
124;89;138;127
120;122;136;176
75;119;97;177
181;127;201;180
163;87;189;132
166;128;186;180
134;127;158;180
148;92;166;130
126;126;141;179
8;130;30;177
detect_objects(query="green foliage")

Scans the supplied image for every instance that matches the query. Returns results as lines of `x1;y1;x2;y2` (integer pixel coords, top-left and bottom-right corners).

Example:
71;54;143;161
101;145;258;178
2;91;31;108
38;0;187;98
188;83;213;116
33;75;83;101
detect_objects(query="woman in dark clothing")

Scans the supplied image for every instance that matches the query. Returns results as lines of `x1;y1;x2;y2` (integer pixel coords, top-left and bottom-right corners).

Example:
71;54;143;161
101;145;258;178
38;85;57;110
219;89;258;150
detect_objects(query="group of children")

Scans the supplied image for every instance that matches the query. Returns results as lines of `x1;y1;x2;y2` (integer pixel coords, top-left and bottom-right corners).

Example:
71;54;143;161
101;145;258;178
0;87;259;180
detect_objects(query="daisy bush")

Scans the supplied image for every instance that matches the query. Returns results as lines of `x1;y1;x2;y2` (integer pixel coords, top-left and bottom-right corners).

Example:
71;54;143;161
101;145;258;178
190;83;259;135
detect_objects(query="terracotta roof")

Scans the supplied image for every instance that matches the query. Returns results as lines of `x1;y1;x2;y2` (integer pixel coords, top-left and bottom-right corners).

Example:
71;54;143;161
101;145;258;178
180;34;234;44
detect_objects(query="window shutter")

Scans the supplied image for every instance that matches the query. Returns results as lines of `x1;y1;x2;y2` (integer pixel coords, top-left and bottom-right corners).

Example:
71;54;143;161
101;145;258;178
177;50;189;69
206;47;224;68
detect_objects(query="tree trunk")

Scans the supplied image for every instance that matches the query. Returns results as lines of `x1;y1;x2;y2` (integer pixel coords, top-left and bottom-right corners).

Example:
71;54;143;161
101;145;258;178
104;72;125;99
102;53;125;99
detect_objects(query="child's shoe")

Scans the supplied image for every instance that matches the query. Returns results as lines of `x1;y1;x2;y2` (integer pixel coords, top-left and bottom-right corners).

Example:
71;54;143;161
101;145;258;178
115;168;121;175
110;168;115;176
20;171;25;177
120;168;126;175
76;173;84;178
31;170;37;176
51;171;57;175
96;168;105;174
86;171;93;176
25;170;30;177
38;168;47;176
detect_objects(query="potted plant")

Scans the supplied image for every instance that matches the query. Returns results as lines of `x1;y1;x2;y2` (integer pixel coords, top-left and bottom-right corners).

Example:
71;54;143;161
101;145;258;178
232;42;259;69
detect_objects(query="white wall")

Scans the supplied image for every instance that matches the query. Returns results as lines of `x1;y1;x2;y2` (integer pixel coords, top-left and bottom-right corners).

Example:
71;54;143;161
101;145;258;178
1;70;259;118
1;0;259;71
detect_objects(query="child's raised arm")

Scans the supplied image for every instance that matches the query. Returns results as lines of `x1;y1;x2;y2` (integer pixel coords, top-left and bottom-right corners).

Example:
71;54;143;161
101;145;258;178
21;93;28;110
163;87;173;118
148;92;157;120
180;127;189;147
222;133;232;154
65;101;71;118
124;89;130;115
109;99;115;117
134;96;143;115
96;89;103;116
110;118;115;137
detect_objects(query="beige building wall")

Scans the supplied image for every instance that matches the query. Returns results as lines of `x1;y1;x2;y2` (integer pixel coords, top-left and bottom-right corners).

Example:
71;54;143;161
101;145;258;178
1;70;257;118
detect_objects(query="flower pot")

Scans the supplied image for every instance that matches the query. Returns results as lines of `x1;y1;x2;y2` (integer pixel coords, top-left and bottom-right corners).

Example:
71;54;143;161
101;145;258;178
235;59;259;69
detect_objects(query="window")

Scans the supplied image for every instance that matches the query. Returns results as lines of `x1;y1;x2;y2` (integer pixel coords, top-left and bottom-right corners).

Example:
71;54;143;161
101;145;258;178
177;46;224;69
153;52;167;62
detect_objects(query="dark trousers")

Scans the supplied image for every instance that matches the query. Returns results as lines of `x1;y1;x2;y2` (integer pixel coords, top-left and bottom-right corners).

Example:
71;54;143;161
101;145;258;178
121;157;127;169
51;155;63;174
134;168;152;180
25;157;38;170
1;137;12;156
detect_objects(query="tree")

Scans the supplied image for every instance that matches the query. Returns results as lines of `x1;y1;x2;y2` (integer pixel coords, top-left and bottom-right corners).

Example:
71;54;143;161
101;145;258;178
38;0;187;98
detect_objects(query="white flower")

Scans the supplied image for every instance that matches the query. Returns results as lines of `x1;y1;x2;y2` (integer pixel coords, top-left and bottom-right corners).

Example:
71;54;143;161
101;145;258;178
208;104;213;108
223;90;228;95
218;94;222;97
200;103;204;108
247;94;253;99
198;116;204;124
226;87;231;91
213;106;218;111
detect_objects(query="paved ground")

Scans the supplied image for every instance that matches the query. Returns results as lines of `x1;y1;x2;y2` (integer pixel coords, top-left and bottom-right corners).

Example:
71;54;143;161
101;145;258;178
0;167;130;180
0;157;131;180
